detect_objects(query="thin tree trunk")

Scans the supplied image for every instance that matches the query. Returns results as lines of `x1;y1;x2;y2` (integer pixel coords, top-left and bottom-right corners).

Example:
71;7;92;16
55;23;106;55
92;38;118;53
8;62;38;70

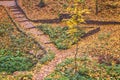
74;42;78;73
39;0;45;8
95;0;98;15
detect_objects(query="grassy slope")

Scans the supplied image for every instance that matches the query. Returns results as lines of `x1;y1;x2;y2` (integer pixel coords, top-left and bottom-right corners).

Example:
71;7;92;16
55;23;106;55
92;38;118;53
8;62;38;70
8;0;120;79
0;6;43;80
44;16;120;79
45;23;120;80
0;6;41;55
0;6;56;80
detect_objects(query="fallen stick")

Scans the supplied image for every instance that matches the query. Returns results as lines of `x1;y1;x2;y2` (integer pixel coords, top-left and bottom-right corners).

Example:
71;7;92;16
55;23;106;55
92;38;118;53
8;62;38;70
81;27;100;38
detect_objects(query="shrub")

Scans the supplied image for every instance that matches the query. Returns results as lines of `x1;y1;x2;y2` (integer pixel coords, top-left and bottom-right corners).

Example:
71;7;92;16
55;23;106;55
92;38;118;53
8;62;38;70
37;24;85;49
0;56;34;73
0;50;34;74
40;50;55;64
15;74;33;80
0;23;40;54
0;73;33;80
0;23;13;37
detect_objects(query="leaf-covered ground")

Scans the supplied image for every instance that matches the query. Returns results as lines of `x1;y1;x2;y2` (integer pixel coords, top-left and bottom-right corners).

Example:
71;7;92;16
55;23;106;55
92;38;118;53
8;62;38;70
0;6;45;80
0;0;120;79
18;0;120;22
37;24;85;49
16;0;120;79
45;58;120;80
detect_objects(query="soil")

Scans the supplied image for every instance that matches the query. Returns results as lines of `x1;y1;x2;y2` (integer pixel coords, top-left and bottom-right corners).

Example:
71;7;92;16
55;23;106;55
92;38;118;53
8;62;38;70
0;0;120;80
17;0;120;63
18;0;120;21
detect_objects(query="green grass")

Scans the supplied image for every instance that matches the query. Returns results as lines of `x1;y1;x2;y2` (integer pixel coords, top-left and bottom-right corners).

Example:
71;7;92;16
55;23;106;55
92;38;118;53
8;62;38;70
98;32;111;40
0;23;13;37
15;74;33;80
0;23;40;53
45;58;120;80
0;56;33;73
0;49;35;74
0;73;33;80
0;22;39;74
37;24;85;49
40;50;55;64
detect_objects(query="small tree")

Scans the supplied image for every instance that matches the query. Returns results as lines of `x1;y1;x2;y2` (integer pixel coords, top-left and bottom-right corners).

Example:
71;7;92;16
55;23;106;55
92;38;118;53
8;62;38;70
39;0;45;8
64;0;89;72
65;0;89;34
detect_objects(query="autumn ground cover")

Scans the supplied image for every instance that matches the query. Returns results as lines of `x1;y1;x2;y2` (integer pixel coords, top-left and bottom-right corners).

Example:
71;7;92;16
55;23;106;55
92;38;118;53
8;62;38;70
0;6;38;79
17;0;120;79
0;6;55;80
18;0;120;22
0;0;120;80
44;23;120;79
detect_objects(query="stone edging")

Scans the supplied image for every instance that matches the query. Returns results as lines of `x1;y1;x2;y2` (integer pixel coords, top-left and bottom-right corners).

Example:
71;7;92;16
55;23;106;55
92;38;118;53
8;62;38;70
2;5;47;54
14;0;101;38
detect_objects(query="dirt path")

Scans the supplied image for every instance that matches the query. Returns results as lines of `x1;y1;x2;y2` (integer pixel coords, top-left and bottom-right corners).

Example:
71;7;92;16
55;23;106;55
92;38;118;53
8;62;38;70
0;1;77;80
0;1;101;80
9;5;75;79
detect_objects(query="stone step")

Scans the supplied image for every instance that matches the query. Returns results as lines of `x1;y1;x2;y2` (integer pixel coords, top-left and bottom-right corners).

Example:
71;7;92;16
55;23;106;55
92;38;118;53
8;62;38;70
0;1;16;7
14;16;27;20
11;11;22;13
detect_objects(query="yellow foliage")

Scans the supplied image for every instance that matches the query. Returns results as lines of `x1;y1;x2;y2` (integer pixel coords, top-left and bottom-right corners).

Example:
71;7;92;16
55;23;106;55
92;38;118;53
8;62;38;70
64;0;89;35
67;28;78;35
